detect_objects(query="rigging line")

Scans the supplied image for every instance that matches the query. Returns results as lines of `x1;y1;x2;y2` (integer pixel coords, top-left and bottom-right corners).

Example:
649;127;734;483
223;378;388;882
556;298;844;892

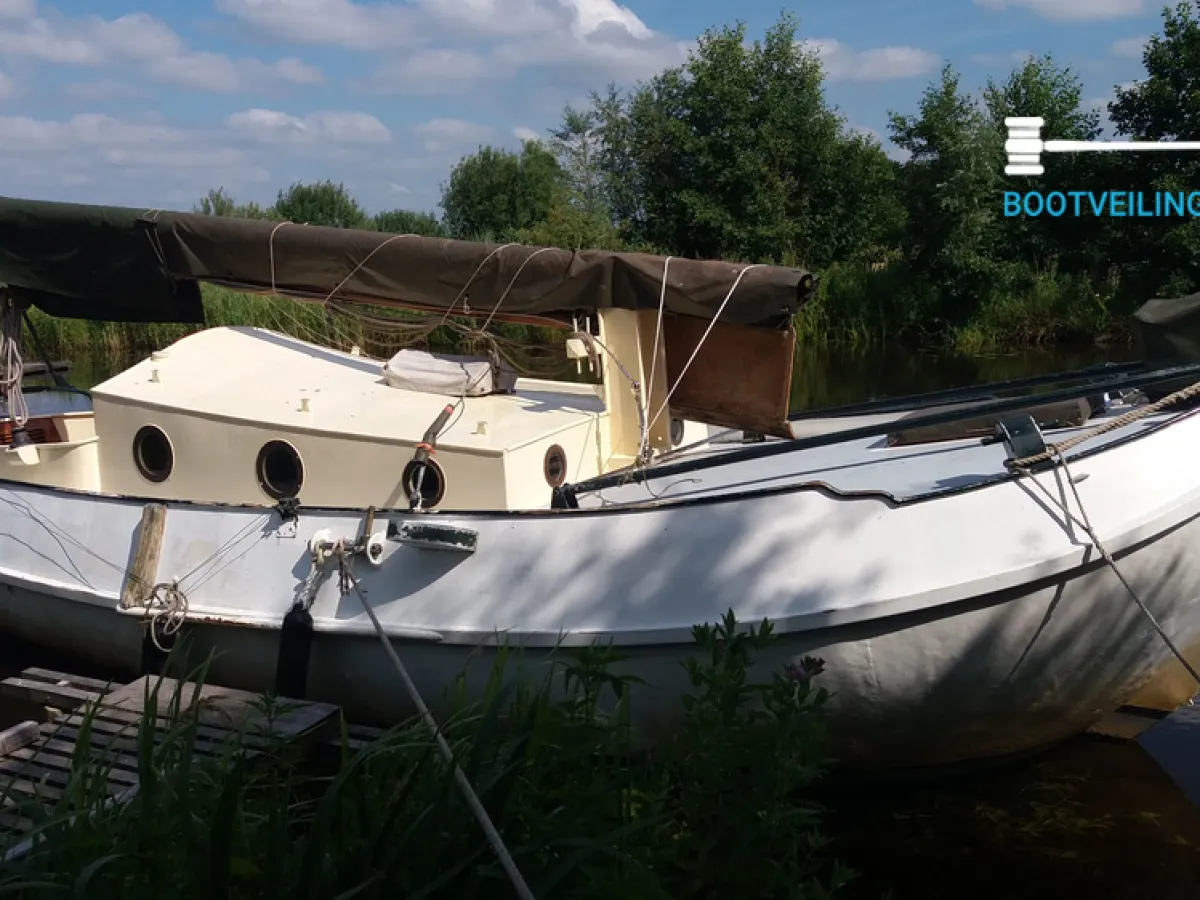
267;221;295;296
1018;454;1200;687
320;232;424;307
335;551;537;900
436;243;521;328
639;256;672;459
478;246;554;334
646;264;763;436
0;295;29;430
172;513;274;590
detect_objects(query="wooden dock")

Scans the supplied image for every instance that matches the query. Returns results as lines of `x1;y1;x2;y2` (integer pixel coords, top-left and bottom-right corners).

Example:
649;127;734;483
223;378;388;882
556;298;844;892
0;667;359;857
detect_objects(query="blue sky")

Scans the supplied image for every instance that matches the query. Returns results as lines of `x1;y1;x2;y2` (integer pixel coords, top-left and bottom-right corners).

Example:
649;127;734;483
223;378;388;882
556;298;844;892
0;0;1169;215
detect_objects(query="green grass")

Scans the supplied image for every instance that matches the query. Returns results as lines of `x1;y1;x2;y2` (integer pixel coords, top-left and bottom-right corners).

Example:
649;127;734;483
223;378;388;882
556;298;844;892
0;611;851;900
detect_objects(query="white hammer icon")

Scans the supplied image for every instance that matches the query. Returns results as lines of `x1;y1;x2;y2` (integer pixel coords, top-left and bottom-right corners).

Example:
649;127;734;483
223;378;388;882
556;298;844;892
1005;116;1200;175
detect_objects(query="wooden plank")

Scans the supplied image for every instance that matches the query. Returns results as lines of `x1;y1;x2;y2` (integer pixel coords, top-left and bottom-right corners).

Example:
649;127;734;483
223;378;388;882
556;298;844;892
322;723;387;753
1;673;341;856
119;504;167;610
0;722;38;755
0;677;104;713
102;676;339;741
19;668;115;694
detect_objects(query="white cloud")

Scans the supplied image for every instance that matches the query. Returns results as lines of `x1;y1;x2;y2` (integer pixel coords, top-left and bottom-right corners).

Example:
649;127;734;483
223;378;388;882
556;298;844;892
0;70;13;101
226;109;392;143
60;78;148;101
220;0;686;88
974;0;1144;21
0;0;34;19
363;49;493;94
0;5;322;92
807;39;939;82
413;117;492;151
1112;35;1148;58
0;110;420;211
513;125;540;142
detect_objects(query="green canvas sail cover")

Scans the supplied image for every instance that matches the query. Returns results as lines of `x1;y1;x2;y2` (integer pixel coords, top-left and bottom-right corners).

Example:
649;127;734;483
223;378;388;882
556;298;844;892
1132;293;1200;399
0;198;205;324
1133;292;1200;366
0;196;818;327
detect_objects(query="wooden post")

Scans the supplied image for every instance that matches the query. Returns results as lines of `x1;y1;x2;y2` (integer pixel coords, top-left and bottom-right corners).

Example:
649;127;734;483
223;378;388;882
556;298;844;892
120;503;167;609
0;721;39;756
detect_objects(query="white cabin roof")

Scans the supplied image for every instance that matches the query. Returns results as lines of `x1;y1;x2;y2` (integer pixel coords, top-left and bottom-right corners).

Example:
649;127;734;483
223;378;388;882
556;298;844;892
92;326;605;454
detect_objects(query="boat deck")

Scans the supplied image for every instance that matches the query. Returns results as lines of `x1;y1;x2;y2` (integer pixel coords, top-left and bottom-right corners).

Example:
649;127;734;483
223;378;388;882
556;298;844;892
583;406;1184;506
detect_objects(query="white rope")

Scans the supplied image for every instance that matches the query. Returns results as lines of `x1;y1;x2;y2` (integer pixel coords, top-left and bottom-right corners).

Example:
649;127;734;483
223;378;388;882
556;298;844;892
332;545;536;900
638;256;672;459
0;296;29;430
142;581;189;652
645;264;762;436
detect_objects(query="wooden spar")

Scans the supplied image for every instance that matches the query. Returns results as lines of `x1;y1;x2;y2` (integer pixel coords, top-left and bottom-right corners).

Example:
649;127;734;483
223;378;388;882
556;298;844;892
120;503;168;610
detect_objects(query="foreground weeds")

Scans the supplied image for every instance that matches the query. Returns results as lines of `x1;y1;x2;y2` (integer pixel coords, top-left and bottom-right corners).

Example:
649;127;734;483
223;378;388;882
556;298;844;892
0;611;849;899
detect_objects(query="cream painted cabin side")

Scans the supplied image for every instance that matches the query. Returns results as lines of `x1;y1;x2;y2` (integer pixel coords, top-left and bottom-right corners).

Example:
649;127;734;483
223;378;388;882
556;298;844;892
2;321;715;509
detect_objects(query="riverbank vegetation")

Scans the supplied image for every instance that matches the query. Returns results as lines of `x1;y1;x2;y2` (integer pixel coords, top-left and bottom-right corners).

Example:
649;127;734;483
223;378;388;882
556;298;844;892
0;613;849;899
23;4;1200;358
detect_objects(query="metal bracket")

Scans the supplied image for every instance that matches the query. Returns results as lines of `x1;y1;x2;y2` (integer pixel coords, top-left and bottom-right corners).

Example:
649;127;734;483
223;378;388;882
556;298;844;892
992;413;1048;465
275;498;300;538
387;520;478;553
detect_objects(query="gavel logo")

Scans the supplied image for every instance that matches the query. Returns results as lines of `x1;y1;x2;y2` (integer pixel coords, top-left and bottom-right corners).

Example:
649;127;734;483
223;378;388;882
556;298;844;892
1005;116;1200;176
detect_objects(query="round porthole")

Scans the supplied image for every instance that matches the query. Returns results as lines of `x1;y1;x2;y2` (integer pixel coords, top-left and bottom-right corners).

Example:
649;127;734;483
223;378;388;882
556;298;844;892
132;425;173;483
543;444;567;488
402;458;446;508
670;417;685;448
256;440;304;500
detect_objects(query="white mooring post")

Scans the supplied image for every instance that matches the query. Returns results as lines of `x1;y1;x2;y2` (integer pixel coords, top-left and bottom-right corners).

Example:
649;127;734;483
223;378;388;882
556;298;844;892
1003;116;1200;176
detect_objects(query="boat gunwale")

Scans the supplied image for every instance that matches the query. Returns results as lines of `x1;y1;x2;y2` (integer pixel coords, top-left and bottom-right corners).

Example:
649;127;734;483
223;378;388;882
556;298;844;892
0;400;1193;520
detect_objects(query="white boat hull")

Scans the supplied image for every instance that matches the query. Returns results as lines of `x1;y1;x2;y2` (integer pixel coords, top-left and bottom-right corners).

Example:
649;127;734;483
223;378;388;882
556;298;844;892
3;407;1200;769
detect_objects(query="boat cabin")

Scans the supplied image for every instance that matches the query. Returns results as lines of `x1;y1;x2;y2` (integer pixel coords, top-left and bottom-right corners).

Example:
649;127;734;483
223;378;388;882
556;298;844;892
0;196;815;511
0;316;734;511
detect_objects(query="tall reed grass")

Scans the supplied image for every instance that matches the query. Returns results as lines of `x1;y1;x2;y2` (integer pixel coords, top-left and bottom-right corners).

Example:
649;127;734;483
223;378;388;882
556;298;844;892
0;612;849;899
795;261;1133;351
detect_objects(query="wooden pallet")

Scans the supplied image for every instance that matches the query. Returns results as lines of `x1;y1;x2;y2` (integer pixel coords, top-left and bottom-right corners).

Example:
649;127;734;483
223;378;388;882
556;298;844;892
0;671;339;857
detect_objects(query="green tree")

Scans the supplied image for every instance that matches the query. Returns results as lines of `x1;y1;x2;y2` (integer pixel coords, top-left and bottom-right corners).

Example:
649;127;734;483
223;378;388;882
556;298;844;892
983;55;1105;274
1107;1;1200;298
547;107;608;218
373;208;446;237
890;65;1003;326
273;180;369;229
440;141;566;240
581;13;899;267
194;187;274;220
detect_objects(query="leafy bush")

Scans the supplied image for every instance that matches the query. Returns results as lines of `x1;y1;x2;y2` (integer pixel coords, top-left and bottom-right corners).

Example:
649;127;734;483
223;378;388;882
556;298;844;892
0;612;848;900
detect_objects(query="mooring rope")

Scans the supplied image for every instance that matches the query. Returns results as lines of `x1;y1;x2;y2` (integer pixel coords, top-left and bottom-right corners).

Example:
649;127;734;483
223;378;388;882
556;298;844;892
1008;378;1200;468
1009;381;1200;689
331;544;536;900
0;295;29;431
